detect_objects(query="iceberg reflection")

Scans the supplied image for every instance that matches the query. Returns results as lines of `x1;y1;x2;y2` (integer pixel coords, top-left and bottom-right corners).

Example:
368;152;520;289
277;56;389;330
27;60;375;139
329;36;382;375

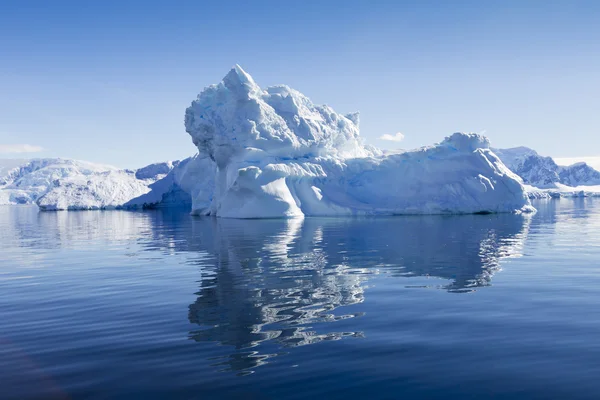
0;207;531;374
180;213;531;372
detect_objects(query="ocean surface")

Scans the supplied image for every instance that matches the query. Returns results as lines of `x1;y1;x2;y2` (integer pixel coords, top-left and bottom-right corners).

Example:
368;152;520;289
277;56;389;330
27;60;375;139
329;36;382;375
1;200;600;399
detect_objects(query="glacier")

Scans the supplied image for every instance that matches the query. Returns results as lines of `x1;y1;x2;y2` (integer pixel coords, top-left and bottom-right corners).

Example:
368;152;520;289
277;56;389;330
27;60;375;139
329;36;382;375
8;65;539;216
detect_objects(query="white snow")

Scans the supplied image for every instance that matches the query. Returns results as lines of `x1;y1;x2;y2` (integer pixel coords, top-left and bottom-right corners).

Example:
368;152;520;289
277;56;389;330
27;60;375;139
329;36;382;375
0;158;180;209
490;147;538;170
0;159;28;176
494;147;600;197
524;183;600;199
0;158;117;205
36;161;178;210
182;65;532;218
37;170;153;210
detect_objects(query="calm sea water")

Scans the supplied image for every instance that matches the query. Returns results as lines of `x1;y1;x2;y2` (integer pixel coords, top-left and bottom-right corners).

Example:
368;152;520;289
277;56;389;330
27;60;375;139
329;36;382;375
1;200;600;399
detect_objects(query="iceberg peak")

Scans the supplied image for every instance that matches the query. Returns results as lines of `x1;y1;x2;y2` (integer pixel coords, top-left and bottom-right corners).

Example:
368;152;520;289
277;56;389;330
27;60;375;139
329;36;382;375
223;64;259;96
345;112;360;127
443;132;490;152
185;66;373;167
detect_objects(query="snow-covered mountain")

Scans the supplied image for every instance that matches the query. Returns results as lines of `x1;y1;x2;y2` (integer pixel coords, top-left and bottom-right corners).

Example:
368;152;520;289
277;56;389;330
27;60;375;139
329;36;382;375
558;162;600;187
0;158;117;205
0;158;178;208
36;156;214;211
493;147;600;188
0;159;28;177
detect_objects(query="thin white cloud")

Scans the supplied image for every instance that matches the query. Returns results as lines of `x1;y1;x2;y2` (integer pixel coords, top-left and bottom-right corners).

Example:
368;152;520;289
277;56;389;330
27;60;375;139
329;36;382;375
379;132;405;142
0;144;44;153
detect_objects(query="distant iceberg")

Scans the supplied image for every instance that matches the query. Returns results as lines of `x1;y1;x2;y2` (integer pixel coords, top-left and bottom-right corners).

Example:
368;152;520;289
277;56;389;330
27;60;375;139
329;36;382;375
18;65;534;216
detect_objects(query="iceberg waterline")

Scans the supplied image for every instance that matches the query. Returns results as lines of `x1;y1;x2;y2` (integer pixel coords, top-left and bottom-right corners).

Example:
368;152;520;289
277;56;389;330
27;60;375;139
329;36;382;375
3;65;558;215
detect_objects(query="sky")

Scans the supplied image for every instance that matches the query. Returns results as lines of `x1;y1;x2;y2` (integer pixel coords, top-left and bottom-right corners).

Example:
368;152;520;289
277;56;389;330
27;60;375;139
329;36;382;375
1;0;599;168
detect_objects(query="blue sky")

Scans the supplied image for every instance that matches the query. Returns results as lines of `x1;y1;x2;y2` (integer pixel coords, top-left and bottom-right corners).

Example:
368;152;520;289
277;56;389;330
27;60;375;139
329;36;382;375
1;0;599;168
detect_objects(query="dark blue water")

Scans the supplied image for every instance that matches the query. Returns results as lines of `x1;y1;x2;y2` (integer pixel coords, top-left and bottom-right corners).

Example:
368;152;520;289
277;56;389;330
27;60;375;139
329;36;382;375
2;200;600;399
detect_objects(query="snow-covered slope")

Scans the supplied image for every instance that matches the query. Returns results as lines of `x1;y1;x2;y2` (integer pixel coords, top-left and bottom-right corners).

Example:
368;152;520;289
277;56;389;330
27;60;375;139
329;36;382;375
493;147;561;188
0;158;117;205
0;159;28;177
0;158;181;209
181;65;532;218
36;161;178;210
134;161;179;181
37;170;152;210
494;147;600;196
558;162;600;187
524;183;600;199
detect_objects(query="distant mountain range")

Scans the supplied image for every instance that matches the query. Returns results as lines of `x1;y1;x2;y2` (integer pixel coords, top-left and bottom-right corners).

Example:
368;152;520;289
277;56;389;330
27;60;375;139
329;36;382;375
493;147;600;188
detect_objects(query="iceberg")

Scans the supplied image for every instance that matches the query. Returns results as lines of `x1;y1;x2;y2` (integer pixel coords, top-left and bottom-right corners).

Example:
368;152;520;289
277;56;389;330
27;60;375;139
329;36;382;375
182;65;532;217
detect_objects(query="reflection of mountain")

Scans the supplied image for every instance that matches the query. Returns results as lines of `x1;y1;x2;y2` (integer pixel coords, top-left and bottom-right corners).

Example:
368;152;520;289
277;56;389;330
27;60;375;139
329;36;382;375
0;207;154;250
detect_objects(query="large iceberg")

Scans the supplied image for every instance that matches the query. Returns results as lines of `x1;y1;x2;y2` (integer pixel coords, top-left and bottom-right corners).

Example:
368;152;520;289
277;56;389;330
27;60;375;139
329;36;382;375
182;65;532;217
